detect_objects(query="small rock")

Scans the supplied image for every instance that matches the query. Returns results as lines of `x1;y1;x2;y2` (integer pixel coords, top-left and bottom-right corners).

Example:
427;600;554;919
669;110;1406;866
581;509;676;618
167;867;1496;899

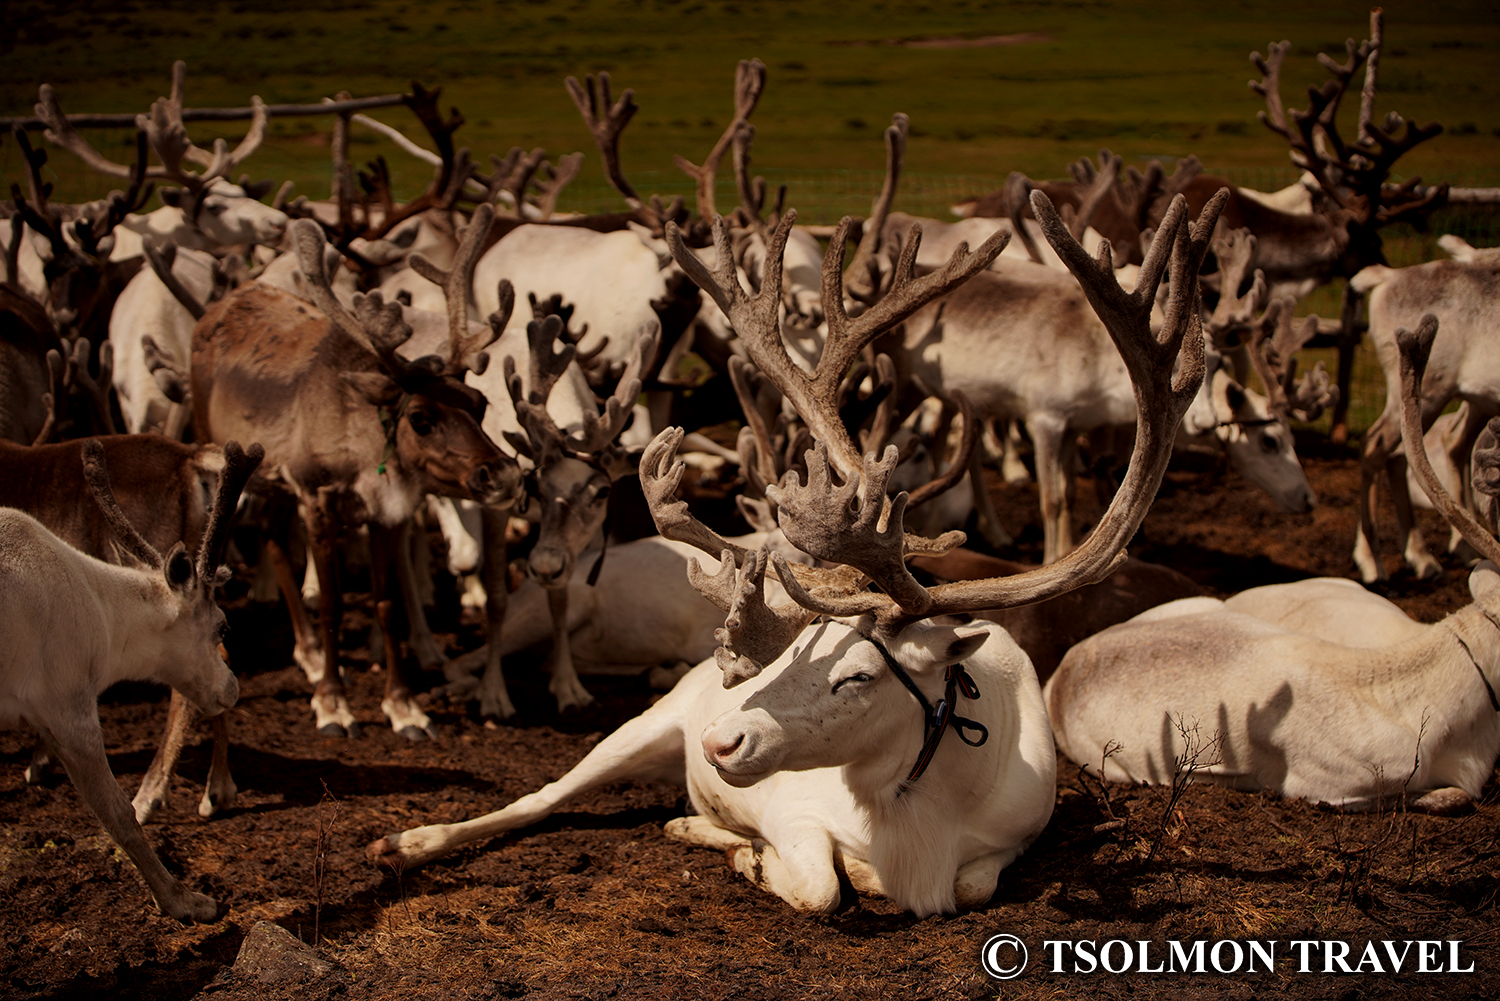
233;920;338;984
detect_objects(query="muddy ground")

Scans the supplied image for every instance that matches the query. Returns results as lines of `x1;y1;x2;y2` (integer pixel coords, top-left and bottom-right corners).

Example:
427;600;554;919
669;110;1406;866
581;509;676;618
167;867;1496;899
2;437;1497;1001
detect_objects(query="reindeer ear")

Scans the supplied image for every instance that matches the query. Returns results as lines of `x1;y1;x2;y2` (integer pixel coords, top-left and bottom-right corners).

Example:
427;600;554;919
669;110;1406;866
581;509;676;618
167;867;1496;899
889;621;991;673
1469;561;1500;603
342;371;402;406
164;543;196;590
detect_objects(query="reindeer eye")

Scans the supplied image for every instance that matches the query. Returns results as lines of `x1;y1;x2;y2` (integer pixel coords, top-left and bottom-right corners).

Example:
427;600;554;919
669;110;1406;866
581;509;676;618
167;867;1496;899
1259;431;1279;454
832;672;872;694
593;483;611;502
408;410;434;436
206;201;227;216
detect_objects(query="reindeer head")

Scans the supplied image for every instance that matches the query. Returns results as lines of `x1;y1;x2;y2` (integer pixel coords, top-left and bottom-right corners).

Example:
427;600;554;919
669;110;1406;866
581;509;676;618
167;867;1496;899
700;616;993;788
292;212;524;510
80;437;262;716
502;312;658;587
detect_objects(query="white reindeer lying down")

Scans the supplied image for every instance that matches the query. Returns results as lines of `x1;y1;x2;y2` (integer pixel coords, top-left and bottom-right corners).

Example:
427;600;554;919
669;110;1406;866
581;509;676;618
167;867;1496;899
371;616;1055;917
1045;567;1500;812
1046;321;1500;812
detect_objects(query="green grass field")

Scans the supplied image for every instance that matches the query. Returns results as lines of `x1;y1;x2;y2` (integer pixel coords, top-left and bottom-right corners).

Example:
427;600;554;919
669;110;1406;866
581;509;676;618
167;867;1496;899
3;0;1497;432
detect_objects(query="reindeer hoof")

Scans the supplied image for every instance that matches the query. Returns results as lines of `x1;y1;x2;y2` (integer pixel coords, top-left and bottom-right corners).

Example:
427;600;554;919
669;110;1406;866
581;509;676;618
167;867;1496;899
397;724;432;743
318;720;360;738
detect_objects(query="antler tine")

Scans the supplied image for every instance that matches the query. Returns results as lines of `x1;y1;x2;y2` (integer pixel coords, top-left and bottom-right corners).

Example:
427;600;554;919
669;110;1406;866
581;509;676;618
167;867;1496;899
565;73;646;214
818;217;1010;475
409;202;497;372
521;313;575;407
1251;41;1295;143
845;113;908;297
640;427;754;564
81;439;162;569
1473;419;1500;539
1068;149;1121;240
533;152;584;219
291;219;381;356
905;389;980;511
732;121;770;231
1205;228;1269;347
196;441;265;582
703;547;823;688
674;57;767;220
1244;298;1293;417
1003;170;1046;265
565;323;659;454
36;85;158;180
1398;317;1500;567
729;354;777;477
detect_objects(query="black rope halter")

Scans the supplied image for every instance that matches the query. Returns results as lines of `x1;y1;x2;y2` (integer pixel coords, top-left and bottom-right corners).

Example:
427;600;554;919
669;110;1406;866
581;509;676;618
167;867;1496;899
861;632;989;797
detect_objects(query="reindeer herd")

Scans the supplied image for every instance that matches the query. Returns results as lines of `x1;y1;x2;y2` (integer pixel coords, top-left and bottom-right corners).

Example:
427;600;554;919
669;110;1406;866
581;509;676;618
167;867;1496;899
3;15;1500;925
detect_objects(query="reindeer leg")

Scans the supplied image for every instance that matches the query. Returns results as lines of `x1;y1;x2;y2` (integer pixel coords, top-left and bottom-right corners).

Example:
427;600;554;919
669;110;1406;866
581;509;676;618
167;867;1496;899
40;715;219;923
954;849;1015;909
475;505;516;720
368;688;688;869
24;733;58;785
1029;413;1073;564
1353;413;1398;582
967;440;1013;550
547;584;594;712
721;823;844;914
132;689;198;824
393;519;446;673
1000;418;1031;484
1386;450;1441;579
263;535;325;685
306;493;357;737
370;522;435;741
197;712;237;818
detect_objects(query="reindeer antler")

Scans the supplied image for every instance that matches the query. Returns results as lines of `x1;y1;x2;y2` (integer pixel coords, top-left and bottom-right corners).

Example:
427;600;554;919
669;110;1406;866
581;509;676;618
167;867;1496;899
196;441;265;582
1397;317;1500;568
674;58;767;220
408;202;504;374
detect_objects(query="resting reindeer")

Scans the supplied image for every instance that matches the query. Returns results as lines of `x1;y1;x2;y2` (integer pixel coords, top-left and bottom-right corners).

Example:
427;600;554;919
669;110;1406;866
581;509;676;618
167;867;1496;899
369;187;1222;915
1045;317;1500;812
0;438;259;922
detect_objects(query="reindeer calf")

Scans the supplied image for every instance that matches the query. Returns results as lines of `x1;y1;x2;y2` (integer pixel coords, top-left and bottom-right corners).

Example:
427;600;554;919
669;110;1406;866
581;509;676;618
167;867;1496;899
0;440;258;922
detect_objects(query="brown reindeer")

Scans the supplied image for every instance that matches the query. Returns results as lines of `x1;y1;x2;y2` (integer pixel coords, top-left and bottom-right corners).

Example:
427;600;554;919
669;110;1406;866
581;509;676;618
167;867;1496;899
191;207;522;738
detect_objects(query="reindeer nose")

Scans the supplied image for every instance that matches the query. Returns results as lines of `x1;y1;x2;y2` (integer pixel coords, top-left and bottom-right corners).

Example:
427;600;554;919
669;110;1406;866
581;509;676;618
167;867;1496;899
704;731;745;767
529;549;570;586
470;461;521;508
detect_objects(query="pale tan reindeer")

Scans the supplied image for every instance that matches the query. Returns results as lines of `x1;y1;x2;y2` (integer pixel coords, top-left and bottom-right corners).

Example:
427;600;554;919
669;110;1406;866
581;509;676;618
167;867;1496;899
0;439;259;922
1046;316;1500;812
1350;252;1500;582
369;187;1223;915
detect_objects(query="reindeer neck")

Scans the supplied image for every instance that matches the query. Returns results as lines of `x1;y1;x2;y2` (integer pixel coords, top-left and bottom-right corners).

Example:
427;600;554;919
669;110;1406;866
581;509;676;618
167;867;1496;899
1354;603;1500;716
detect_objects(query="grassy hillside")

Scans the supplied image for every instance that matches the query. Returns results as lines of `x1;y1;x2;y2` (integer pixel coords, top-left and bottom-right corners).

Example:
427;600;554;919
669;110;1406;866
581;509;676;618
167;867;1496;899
4;0;1497;216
